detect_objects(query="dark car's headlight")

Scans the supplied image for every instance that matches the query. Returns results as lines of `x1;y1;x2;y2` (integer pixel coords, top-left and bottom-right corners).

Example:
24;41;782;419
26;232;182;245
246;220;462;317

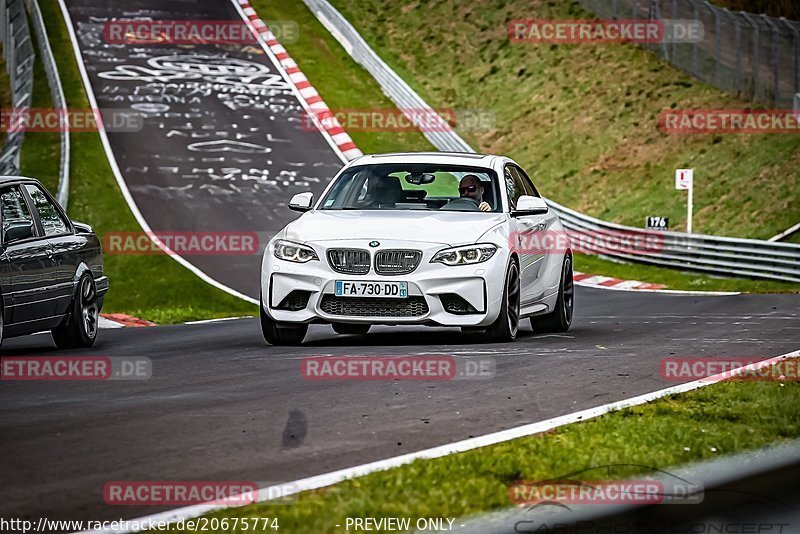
273;239;319;263
431;244;497;266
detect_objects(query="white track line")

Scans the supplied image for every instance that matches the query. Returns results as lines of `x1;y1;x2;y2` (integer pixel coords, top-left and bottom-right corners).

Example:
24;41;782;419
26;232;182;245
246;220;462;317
228;0;353;165
76;348;800;533
57;0;288;306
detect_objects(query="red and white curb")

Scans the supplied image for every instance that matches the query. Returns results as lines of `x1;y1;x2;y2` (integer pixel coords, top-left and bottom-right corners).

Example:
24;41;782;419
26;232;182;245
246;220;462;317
99;314;156;329
237;0;362;160
573;271;666;291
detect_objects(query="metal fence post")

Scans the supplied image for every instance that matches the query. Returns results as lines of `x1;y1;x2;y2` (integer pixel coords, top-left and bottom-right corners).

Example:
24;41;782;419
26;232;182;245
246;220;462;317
741;12;760;102
782;18;800;96
706;2;721;86
730;9;742;96
761;15;780;104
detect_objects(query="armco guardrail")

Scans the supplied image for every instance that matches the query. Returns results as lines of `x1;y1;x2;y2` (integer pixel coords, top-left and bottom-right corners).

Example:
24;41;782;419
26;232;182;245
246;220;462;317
28;0;69;208
0;0;70;208
0;0;34;175
304;0;800;284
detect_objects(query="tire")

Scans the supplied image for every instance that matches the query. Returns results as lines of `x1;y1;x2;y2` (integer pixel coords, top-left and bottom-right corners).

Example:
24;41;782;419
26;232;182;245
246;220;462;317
332;323;371;335
531;254;574;333
260;298;308;346
486;260;520;342
52;274;99;349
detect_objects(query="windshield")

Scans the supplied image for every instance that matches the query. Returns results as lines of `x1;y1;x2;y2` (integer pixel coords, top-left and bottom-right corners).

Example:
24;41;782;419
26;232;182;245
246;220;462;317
318;163;501;212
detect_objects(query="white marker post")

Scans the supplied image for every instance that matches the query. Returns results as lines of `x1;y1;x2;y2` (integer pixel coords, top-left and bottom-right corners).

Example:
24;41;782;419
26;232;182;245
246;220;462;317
675;169;694;234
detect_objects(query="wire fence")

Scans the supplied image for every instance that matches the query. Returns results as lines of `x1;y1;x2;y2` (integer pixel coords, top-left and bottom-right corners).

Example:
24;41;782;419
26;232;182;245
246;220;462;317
578;0;800;106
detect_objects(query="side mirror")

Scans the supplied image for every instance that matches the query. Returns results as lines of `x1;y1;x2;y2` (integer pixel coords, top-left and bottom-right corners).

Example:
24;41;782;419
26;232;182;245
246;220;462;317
513;195;549;216
288;192;314;212
72;221;94;234
3;221;34;243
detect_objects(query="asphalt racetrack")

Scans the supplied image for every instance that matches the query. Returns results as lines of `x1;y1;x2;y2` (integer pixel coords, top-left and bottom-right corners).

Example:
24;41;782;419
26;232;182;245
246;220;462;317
62;0;343;298
1;287;798;521
0;0;796;528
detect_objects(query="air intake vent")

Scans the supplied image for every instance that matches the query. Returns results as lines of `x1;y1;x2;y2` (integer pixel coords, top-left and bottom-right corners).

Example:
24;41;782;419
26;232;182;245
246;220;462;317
276;290;311;311
320;295;428;317
440;294;480;315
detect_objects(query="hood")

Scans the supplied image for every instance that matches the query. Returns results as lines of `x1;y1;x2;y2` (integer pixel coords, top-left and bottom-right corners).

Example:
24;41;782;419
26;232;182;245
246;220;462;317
284;210;505;246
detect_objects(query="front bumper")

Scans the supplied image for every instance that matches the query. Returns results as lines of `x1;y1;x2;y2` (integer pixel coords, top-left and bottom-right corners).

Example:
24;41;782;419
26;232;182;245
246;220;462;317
260;240;508;327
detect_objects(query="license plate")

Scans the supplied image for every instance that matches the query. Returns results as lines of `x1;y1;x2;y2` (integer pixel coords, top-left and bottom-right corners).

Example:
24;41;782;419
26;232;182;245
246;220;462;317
335;281;408;298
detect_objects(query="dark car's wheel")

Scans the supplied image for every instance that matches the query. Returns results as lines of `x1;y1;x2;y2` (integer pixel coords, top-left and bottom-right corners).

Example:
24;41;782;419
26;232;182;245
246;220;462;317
486;260;520;342
332;323;371;335
260;298;308;346
532;254;574;333
52;274;99;349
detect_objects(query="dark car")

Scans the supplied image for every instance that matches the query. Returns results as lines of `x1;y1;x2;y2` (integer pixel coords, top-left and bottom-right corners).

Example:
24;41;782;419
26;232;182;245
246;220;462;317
0;176;108;349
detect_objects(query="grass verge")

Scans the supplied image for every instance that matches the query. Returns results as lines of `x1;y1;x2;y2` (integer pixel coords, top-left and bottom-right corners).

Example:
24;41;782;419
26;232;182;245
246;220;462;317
575;254;800;293
167;358;800;532
35;1;256;324
249;0;433;154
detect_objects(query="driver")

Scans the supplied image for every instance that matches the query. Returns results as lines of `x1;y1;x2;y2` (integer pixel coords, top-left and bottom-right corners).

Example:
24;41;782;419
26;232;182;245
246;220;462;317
459;175;491;212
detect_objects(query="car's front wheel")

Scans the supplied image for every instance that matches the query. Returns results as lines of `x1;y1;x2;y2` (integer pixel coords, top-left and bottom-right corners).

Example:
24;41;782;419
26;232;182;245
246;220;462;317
260;299;308;346
531;254;574;333
486;260;520;342
52;274;99;349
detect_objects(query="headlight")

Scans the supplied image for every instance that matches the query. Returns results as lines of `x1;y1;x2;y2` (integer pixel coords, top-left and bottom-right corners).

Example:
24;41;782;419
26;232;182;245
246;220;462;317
273;239;319;263
431;244;497;266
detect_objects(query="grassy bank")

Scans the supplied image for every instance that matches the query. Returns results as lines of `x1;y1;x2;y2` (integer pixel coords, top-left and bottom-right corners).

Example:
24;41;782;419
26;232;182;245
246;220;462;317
168;358;800;532
252;0;798;294
326;0;799;241
35;1;256;324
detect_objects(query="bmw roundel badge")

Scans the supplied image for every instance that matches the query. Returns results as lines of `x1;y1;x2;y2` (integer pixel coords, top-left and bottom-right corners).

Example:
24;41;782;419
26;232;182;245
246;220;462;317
369;241;380;247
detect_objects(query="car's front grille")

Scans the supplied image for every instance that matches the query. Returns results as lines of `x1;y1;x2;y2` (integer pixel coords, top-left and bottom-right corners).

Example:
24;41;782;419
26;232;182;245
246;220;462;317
320;295;429;317
374;250;422;275
327;249;370;274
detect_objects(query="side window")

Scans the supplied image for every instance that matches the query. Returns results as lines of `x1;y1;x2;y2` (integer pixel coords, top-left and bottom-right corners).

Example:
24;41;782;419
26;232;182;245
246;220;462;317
1;186;34;242
511;165;540;198
2;186;34;225
23;185;69;236
504;165;526;208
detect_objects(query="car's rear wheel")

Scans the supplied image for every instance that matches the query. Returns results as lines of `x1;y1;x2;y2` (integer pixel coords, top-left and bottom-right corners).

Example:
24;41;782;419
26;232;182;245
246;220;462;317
332;323;371;335
260;298;308;346
531;254;574;333
486;260;520;342
52;274;99;349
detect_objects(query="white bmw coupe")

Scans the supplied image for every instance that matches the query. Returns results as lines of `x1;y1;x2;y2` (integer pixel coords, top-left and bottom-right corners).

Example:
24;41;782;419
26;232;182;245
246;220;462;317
260;152;574;345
